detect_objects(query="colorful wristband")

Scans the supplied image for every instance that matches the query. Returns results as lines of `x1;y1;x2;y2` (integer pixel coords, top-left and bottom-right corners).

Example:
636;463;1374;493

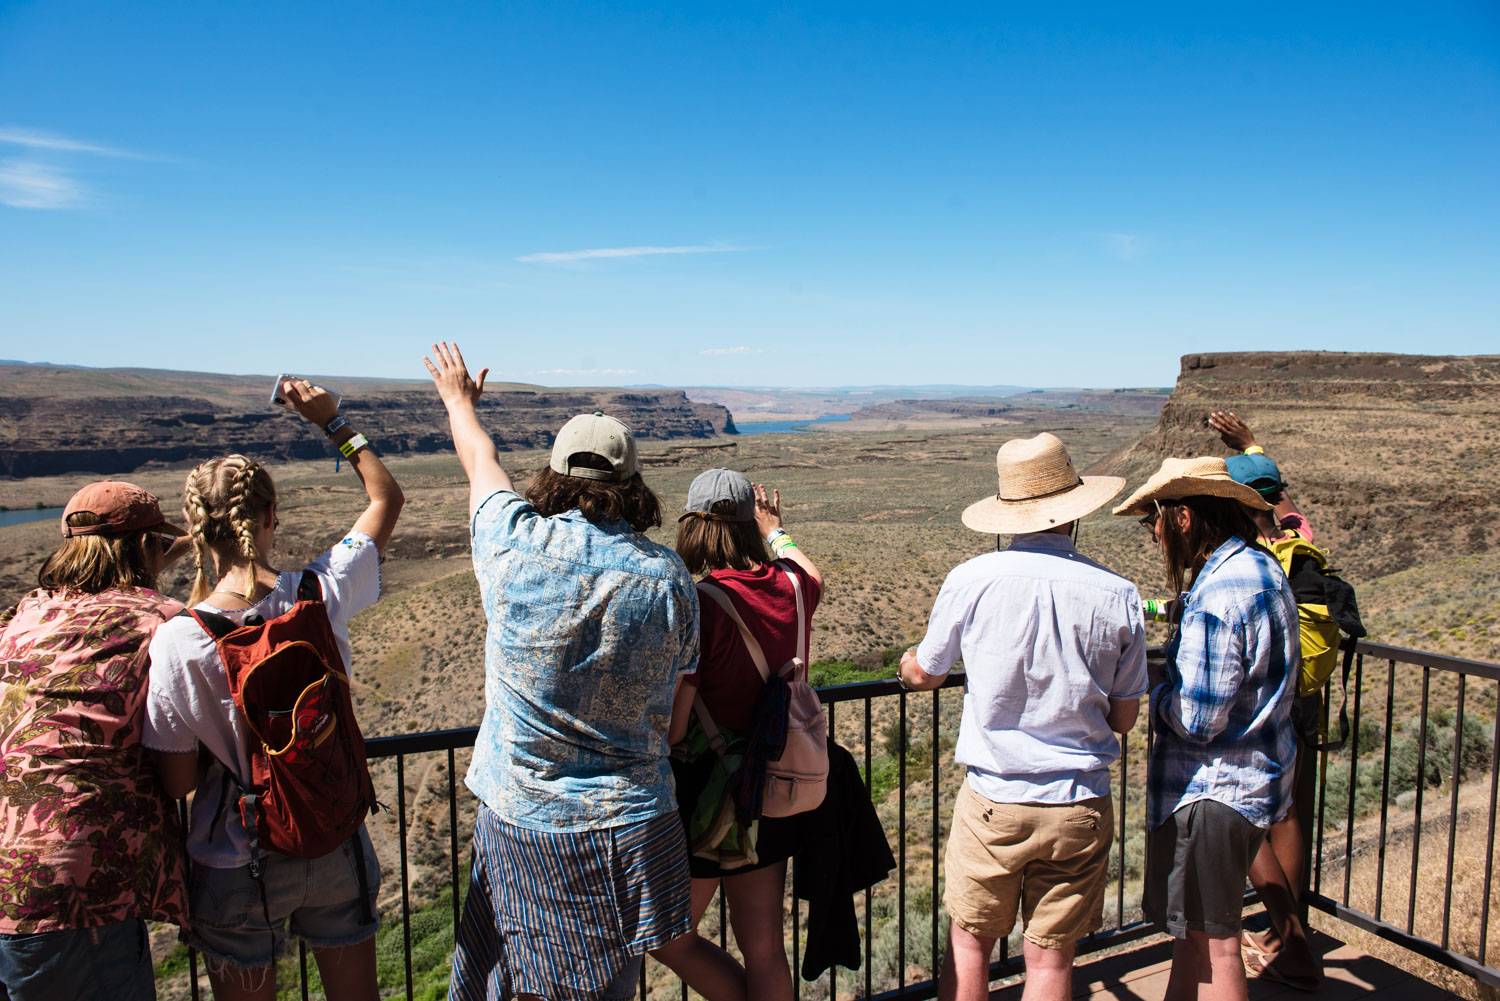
1243;444;1265;456
766;528;789;545
338;433;369;459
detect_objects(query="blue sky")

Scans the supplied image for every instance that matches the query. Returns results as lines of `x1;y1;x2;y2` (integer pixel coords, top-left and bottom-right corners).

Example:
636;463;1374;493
1;2;1496;388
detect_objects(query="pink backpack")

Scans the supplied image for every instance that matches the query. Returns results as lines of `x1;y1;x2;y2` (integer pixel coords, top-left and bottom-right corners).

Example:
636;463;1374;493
694;569;828;818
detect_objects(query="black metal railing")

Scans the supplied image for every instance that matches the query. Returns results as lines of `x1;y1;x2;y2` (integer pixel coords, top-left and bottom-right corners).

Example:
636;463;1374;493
171;638;1499;999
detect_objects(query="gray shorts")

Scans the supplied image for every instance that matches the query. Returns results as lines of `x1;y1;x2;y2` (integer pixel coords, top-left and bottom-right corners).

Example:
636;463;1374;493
184;827;381;969
1143;799;1265;938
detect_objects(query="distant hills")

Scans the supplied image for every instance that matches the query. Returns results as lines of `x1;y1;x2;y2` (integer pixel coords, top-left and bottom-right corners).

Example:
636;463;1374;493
0;363;733;478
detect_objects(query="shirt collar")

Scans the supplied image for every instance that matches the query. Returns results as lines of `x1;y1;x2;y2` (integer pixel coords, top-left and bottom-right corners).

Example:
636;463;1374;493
1197;535;1249;582
1006;531;1078;555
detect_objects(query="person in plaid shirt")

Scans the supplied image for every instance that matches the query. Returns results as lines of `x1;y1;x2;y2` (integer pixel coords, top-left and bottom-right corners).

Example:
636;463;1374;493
1115;457;1299;1001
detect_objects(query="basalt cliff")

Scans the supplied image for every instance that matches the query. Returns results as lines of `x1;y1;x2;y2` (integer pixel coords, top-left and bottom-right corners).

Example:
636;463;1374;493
1093;351;1500;578
0;363;735;478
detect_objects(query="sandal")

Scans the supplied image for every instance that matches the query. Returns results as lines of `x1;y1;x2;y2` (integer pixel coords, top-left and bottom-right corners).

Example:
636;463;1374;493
1242;931;1320;993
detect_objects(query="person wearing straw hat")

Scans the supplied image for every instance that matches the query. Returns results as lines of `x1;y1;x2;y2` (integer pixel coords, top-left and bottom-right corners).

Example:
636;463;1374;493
899;433;1148;1001
1114;457;1300;1001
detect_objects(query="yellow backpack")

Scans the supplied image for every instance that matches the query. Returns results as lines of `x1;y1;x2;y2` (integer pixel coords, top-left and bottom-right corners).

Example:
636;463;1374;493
1266;531;1366;748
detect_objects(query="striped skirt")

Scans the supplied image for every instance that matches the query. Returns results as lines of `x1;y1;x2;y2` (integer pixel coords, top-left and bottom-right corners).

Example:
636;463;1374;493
449;804;692;1001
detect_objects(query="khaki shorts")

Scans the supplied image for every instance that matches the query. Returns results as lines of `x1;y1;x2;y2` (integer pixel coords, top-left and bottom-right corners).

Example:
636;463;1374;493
943;780;1113;949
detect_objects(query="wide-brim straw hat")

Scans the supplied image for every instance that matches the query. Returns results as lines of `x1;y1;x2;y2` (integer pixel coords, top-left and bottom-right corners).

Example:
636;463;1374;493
961;432;1125;535
1112;456;1273;516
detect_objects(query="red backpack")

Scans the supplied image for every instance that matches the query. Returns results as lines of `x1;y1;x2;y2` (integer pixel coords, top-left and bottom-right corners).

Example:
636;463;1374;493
185;571;377;875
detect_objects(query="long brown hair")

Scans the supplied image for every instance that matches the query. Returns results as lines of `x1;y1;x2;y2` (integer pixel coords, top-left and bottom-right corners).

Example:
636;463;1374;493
525;460;662;533
675;502;770;575
182;455;278;604
37;512;159;594
1158;495;1266;594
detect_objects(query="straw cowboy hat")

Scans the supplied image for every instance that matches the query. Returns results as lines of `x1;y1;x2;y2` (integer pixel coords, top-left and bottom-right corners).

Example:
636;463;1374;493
1112;456;1273;517
961;433;1125;535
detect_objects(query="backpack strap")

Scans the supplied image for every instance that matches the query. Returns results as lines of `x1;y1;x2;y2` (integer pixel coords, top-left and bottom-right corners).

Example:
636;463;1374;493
696;580;772;682
1311;639;1358;752
179;606;238;642
782;566;807;675
297;569;323;604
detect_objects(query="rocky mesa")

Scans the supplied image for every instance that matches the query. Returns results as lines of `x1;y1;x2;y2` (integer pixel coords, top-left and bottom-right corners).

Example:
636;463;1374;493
0;363;735;478
1093;351;1500;579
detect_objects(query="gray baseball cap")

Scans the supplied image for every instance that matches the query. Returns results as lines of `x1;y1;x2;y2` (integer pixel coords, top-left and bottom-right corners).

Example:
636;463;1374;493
683;468;754;522
549;412;638;481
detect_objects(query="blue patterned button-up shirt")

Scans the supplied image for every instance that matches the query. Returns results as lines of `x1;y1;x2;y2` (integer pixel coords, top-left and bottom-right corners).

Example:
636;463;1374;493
465;490;699;832
1148;536;1299;830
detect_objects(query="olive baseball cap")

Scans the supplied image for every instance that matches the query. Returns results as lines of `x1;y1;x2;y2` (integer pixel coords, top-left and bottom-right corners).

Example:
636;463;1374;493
682;468;755;522
549;412;639;481
60;481;186;538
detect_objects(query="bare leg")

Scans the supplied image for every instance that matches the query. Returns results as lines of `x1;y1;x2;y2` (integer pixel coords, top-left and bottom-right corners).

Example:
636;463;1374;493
1201;931;1250;1001
312;938;379;1001
723;862;793;1001
1246;817;1321;982
1162;937;1203;1001
204;960;276;1001
938;922;995;1001
1019;938;1074;1001
650;877;747;1001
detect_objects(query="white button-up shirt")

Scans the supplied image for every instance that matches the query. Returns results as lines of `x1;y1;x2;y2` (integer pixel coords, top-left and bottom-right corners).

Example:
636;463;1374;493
917;532;1148;803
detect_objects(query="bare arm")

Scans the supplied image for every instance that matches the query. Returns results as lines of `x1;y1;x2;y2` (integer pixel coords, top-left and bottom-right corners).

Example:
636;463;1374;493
282;378;405;554
154;749;199;799
423;342;514;516
753;484;823;588
1106;697;1141;734
898;646;945;691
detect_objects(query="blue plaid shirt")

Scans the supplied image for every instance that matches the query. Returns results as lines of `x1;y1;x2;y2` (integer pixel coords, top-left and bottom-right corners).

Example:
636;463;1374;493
1148;536;1299;829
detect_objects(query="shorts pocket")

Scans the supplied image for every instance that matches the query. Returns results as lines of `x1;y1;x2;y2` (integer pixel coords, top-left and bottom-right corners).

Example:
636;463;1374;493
189;864;261;929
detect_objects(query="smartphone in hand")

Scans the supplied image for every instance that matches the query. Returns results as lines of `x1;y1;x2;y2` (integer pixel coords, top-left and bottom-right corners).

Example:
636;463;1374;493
270;373;293;409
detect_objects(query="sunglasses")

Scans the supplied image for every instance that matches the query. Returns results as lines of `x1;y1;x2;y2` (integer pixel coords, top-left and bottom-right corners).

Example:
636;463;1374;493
1137;500;1165;532
149;532;177;555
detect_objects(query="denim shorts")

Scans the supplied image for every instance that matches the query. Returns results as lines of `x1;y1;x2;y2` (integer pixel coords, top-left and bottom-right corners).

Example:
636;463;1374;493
0;919;154;1001
185;826;381;970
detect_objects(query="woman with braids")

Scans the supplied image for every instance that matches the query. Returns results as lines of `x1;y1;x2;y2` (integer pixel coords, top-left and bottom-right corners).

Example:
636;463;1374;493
143;379;403;1001
0;483;191;1001
1114;458;1299;1001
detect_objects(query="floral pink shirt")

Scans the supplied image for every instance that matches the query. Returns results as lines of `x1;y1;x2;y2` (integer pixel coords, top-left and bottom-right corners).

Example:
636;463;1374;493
0;587;188;932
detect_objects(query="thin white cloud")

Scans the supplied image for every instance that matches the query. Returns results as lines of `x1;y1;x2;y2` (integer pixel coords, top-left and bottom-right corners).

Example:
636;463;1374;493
0;127;147;160
517;244;750;264
0;127;161;211
532;367;639;377
0;160;84;210
700;346;762;356
1101;232;1144;262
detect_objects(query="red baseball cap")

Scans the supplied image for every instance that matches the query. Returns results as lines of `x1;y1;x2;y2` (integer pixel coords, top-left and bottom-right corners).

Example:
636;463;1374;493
60;481;186;539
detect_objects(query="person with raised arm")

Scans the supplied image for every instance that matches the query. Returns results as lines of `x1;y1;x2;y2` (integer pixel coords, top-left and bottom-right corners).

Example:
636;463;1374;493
1211;410;1327;991
426;344;712;1001
143;378;402;1001
659;469;826;1001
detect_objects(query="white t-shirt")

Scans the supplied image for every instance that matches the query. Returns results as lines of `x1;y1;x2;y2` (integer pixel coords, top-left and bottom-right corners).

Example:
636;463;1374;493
142;531;381;868
917;532;1148;804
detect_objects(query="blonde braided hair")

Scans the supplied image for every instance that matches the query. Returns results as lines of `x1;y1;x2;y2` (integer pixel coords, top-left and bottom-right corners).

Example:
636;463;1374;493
182;455;277;604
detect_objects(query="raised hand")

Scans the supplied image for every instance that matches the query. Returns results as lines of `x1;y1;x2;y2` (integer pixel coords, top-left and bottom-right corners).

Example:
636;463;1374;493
753;483;783;537
1209;410;1257;451
423;341;490;410
282;377;339;428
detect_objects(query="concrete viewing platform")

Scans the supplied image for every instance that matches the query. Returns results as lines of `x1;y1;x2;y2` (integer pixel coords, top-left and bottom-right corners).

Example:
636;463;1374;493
991;929;1466;1000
